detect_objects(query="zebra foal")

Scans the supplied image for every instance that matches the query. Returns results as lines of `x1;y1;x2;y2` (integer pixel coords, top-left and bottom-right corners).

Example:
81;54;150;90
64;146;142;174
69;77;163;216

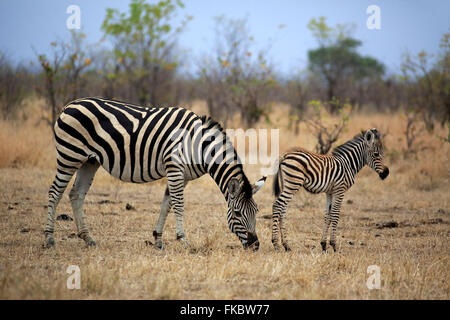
44;97;266;250
271;129;389;252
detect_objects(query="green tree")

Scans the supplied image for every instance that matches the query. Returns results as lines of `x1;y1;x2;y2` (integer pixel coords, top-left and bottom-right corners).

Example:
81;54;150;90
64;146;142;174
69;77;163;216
101;0;191;106
307;17;384;113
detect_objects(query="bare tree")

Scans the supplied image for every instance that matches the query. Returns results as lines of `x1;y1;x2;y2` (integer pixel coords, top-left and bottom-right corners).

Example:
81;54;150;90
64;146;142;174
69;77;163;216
35;31;93;126
401;43;449;132
404;108;425;154
199;16;276;128
305;100;351;154
0;52;29;119
285;73;311;135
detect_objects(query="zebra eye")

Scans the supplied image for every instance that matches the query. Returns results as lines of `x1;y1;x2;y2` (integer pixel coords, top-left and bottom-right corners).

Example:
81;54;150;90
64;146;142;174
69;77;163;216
373;152;380;157
234;210;242;218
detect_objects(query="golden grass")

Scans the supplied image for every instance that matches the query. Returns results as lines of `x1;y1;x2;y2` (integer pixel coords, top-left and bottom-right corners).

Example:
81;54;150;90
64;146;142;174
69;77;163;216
0;99;449;299
0;98;55;168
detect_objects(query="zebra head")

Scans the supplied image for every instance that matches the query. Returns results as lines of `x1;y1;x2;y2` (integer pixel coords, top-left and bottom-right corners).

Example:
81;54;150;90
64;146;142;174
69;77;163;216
227;176;266;251
364;128;389;180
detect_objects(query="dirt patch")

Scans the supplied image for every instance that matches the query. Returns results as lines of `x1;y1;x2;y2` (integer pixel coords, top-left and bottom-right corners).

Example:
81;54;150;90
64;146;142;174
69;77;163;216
373;218;448;229
56;214;73;221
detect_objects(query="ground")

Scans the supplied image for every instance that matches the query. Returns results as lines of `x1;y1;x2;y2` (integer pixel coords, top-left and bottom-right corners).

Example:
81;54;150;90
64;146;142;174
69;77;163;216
0;102;448;299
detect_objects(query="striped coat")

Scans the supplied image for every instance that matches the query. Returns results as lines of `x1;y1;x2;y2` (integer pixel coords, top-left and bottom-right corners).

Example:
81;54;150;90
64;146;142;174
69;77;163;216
271;129;389;252
45;97;265;250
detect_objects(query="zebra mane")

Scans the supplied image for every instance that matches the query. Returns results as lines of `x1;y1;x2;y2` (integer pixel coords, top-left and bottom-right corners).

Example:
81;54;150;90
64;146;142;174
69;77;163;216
240;174;253;199
200;115;253;199
331;133;364;156
200;115;225;133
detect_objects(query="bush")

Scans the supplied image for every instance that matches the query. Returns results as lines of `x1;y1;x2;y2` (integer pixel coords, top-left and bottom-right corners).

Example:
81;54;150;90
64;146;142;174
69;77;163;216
0;53;29;120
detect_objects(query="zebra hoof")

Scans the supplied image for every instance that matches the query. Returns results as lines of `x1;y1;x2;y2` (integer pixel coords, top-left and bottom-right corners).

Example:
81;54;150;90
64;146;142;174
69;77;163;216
44;236;55;248
153;231;164;250
283;243;291;252
330;241;337;252
85;239;97;247
273;244;283;252
176;234;190;248
320;241;327;252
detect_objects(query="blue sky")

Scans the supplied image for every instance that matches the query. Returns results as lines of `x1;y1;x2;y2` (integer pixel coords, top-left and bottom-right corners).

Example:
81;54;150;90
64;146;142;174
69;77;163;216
0;0;448;75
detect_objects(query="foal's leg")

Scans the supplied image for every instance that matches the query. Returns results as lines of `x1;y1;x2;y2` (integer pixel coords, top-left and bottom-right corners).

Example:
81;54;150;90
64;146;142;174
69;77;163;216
272;189;297;251
320;193;332;251
328;193;344;252
272;167;303;251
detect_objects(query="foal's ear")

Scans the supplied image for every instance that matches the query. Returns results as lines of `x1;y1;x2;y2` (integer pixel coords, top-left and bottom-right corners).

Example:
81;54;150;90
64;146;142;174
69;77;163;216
251;176;266;195
370;128;380;139
364;129;375;143
228;178;241;198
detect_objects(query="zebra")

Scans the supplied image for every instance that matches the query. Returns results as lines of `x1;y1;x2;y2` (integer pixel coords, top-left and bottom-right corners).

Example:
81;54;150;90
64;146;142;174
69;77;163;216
44;97;266;250
271;128;389;252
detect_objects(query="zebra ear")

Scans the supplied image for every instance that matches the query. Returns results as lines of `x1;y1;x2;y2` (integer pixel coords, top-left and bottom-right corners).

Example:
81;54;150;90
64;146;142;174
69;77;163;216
252;176;266;195
371;128;380;139
364;130;374;143
228;178;241;198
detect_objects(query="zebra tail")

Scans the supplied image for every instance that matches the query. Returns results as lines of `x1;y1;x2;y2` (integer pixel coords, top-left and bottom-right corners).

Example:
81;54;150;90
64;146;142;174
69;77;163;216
273;158;282;197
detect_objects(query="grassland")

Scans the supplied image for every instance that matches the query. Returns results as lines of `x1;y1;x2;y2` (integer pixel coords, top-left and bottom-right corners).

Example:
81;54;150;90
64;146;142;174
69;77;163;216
0;99;448;299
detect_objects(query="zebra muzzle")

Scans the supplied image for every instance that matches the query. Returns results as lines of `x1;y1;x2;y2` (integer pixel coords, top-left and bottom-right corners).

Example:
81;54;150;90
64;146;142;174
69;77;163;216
379;167;389;180
245;232;259;251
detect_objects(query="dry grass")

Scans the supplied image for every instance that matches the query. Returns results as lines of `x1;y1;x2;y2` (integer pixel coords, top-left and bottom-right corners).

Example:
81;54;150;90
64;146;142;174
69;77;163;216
0;100;449;299
0;98;55;168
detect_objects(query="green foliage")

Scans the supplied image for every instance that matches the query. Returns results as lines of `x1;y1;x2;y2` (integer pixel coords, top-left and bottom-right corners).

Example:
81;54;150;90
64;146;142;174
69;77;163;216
307;17;333;45
101;0;190;105
307;17;385;113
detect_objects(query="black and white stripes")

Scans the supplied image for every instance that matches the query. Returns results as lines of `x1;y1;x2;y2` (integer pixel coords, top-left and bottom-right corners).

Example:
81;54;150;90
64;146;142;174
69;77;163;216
271;128;389;252
44;97;265;249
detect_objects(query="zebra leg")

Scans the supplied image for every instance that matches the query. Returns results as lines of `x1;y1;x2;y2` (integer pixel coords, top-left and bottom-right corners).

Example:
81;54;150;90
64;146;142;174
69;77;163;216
69;159;100;247
167;169;190;248
320;193;332;252
153;187;172;249
272;164;304;251
272;199;284;251
44;163;78;248
272;191;294;251
280;205;291;251
329;193;344;252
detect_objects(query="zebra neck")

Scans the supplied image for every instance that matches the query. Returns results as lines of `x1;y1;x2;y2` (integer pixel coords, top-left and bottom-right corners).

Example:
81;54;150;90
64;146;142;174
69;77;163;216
333;138;367;177
207;161;245;202
200;120;244;201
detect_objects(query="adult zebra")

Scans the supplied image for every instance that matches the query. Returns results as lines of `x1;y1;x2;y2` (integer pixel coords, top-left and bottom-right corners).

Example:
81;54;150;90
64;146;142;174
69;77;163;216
271;129;389;252
44;97;266;250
